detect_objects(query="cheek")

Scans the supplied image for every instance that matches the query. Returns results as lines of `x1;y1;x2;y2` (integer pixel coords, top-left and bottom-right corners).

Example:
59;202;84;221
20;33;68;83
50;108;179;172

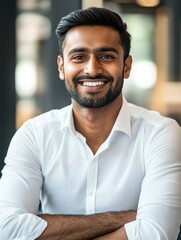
64;64;82;80
109;65;124;79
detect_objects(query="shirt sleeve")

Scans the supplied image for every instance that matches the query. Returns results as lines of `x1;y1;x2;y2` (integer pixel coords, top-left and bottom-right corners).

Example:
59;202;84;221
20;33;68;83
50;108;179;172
125;120;181;240
0;121;47;240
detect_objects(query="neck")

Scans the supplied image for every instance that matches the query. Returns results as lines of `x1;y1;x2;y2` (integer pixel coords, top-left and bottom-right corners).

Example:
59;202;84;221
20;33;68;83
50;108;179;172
72;94;123;154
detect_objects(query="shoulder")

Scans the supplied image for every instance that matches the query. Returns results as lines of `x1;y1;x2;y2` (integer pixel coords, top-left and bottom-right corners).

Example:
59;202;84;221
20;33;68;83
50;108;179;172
128;102;181;148
7;105;72;155
25;105;71;129
127;103;181;168
128;102;179;129
14;105;72;141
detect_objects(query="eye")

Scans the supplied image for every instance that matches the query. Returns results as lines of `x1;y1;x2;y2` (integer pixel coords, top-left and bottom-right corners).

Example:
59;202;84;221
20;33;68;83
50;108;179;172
100;54;115;61
71;55;86;62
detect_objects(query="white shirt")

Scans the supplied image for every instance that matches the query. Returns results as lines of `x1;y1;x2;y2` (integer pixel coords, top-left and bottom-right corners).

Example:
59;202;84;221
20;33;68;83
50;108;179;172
0;98;181;240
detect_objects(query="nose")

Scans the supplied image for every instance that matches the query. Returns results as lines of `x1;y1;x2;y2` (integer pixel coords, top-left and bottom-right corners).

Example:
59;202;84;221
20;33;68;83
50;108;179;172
84;56;103;76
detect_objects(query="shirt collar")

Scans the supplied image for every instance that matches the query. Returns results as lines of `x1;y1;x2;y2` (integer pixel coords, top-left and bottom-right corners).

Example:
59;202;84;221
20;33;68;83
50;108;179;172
62;97;132;138
61;105;76;134
112;97;132;138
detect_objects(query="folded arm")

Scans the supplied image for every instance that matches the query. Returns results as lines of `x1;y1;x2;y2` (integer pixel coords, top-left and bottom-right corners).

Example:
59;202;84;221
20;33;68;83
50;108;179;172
93;227;128;240
37;211;136;240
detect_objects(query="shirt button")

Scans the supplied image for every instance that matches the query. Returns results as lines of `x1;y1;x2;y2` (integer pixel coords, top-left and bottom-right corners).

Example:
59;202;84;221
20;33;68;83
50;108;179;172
88;190;93;196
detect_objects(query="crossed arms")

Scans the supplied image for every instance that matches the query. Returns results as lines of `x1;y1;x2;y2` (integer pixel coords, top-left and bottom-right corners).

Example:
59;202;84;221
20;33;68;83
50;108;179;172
37;211;136;240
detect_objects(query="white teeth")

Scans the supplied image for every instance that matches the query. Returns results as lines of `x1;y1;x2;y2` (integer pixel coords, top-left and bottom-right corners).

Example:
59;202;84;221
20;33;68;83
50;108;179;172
82;81;105;86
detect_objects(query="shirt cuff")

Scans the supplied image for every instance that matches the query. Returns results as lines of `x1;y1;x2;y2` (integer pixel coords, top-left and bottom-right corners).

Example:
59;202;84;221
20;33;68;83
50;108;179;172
124;220;137;240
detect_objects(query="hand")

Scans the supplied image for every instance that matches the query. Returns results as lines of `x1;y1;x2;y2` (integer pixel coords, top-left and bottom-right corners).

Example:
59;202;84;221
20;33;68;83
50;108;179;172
93;227;128;240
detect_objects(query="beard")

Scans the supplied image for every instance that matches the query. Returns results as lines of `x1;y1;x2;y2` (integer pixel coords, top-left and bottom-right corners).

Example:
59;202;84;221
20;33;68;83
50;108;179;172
65;73;124;108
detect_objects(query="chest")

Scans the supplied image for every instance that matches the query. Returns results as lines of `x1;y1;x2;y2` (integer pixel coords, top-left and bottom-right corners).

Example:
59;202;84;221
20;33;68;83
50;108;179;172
40;132;145;214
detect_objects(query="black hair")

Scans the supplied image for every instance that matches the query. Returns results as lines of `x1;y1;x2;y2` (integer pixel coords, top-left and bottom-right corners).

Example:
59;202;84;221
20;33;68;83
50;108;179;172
55;7;131;60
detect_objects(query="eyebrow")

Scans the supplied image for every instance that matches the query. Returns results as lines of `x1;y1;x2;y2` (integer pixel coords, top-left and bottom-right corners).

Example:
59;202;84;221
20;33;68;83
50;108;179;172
97;48;119;55
68;47;119;56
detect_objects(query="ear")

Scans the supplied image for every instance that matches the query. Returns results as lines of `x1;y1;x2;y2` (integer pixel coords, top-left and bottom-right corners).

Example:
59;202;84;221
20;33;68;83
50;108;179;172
123;55;132;79
57;55;65;80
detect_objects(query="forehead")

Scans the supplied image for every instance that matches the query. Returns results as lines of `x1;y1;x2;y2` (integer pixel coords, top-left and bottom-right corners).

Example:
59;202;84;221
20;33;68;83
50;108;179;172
63;25;123;54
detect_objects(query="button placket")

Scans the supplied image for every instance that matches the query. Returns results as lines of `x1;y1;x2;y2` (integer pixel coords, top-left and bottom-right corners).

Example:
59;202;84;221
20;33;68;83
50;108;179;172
86;158;98;214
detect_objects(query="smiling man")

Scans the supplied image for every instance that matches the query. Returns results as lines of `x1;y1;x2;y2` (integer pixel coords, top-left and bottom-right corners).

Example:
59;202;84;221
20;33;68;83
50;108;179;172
0;7;181;240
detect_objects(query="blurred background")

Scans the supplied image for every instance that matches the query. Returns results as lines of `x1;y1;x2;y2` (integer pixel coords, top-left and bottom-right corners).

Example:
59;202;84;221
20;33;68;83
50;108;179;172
0;0;181;173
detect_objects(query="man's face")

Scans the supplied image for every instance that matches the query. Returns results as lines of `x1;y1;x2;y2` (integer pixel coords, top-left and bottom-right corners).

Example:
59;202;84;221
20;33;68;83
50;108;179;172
57;25;132;108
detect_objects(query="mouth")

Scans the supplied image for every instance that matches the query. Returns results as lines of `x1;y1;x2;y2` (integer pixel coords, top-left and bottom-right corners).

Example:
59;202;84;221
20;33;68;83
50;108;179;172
80;81;106;87
78;80;108;87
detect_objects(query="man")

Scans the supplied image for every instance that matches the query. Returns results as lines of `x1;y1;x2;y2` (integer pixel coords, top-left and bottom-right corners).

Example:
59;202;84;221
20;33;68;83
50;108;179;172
0;7;181;240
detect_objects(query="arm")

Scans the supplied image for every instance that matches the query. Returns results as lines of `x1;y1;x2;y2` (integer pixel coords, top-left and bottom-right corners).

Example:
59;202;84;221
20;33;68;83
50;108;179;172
93;227;128;240
37;211;136;240
125;121;181;239
0;122;47;239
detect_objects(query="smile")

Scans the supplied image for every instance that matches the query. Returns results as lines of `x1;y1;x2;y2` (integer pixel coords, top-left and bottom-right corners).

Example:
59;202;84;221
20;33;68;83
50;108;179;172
81;81;106;87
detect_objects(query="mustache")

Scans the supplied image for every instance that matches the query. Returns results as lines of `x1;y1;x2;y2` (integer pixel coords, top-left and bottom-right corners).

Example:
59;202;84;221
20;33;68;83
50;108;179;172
73;74;114;84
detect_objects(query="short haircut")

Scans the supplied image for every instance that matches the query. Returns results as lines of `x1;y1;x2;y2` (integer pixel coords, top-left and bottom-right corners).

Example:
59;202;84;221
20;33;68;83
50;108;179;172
55;7;131;60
